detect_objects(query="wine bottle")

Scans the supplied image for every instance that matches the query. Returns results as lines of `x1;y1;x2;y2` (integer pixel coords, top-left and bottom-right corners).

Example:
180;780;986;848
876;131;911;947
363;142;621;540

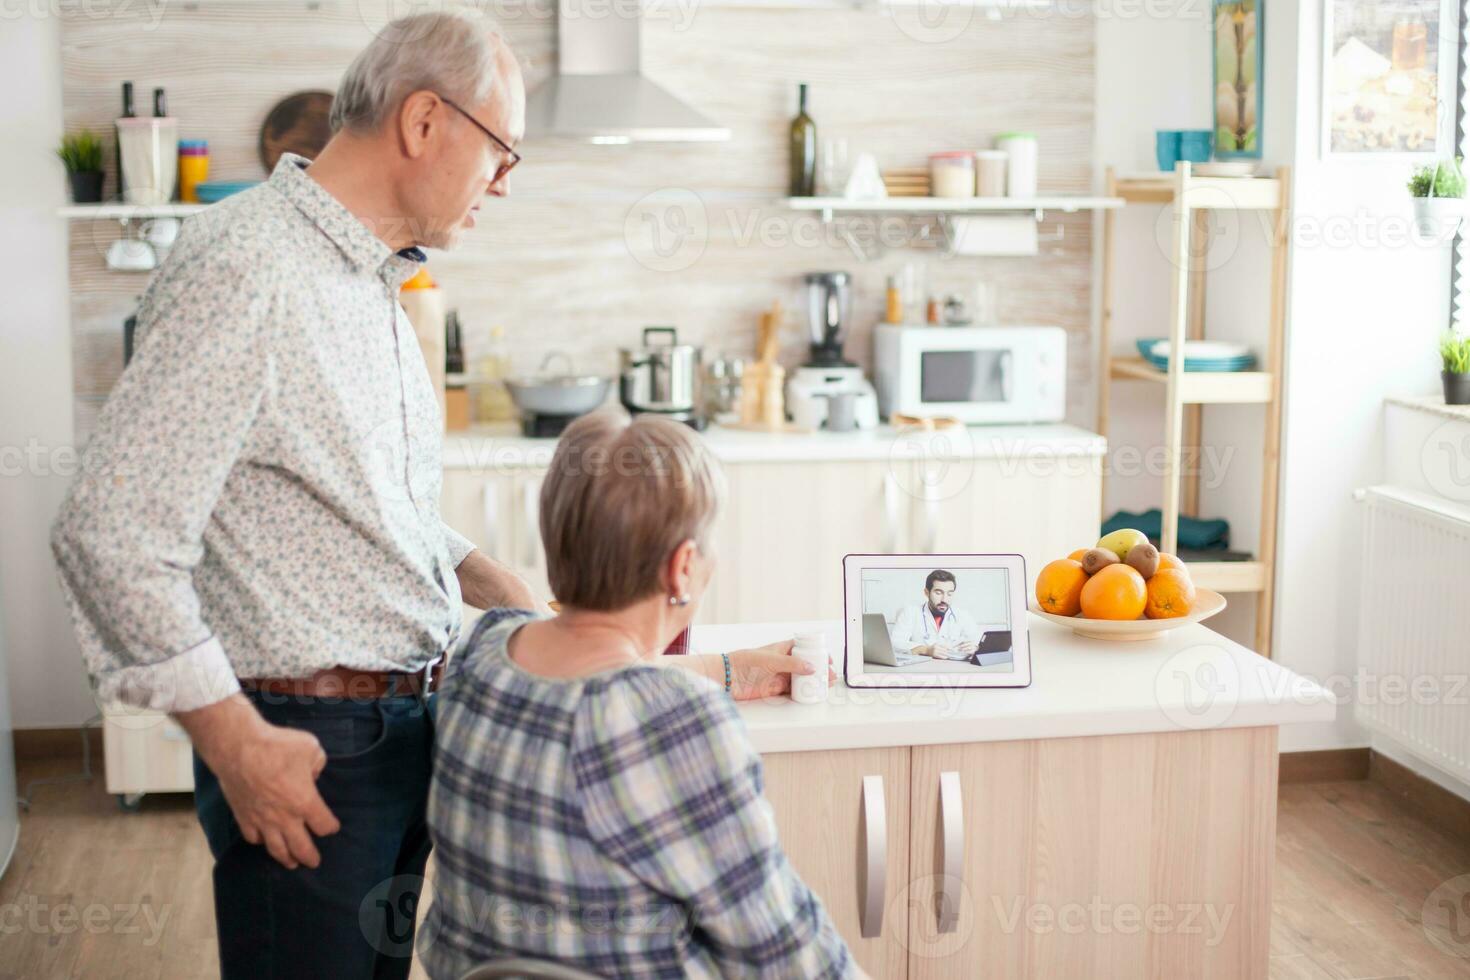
789;83;816;198
152;87;167;118
114;81;134;200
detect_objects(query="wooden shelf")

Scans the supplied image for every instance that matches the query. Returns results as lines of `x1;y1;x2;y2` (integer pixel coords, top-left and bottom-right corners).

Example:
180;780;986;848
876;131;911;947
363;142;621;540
782;196;1124;215
1108;357;1273;404
1190;560;1268;593
1112;174;1282;210
57;203;206;220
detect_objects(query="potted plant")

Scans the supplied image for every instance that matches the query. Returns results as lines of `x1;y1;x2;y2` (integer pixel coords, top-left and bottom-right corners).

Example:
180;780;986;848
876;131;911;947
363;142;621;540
55;130;104;204
1409;158;1467;238
1442;331;1470;405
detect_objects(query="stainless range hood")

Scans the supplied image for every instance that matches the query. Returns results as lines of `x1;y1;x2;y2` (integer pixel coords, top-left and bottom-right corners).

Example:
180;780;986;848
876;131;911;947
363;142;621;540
525;0;731;144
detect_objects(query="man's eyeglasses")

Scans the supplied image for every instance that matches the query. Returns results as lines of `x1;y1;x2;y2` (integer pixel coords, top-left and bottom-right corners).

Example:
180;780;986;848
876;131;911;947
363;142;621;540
440;96;521;185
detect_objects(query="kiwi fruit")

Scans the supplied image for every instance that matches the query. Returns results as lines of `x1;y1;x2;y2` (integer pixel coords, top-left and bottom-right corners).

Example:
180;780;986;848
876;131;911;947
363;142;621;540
1125;541;1160;579
1081;548;1119;575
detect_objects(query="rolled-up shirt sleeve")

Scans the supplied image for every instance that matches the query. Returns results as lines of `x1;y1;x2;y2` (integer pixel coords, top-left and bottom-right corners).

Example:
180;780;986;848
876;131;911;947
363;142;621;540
50;252;276;713
441;520;476;567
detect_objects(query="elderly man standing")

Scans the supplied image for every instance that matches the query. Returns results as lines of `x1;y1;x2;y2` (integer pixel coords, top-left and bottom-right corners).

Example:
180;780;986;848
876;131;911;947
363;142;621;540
51;12;802;979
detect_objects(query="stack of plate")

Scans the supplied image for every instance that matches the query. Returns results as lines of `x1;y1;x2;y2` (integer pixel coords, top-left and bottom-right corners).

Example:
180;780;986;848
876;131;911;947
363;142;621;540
1136;339;1256;372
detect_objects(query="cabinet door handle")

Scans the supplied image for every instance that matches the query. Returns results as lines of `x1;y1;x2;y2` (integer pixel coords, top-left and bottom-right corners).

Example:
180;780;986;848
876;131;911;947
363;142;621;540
883;472;901;553
480;484;499;559
937;770;964;933
859;774;887;938
520;480;540;570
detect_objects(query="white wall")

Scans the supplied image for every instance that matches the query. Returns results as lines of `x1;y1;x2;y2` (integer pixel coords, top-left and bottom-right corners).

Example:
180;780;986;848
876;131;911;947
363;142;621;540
1094;0;1451;753
0;13;96;729
1274;0;1448;751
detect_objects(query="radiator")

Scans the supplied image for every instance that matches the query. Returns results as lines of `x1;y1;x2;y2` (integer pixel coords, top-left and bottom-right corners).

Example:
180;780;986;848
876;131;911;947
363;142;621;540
1355;485;1470;784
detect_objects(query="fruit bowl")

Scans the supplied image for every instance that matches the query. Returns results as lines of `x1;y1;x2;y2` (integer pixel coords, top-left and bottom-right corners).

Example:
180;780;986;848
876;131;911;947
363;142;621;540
1031;589;1227;641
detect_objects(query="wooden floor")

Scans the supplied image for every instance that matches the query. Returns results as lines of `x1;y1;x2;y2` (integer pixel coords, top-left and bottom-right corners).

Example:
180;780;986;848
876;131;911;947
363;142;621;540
2;757;1469;979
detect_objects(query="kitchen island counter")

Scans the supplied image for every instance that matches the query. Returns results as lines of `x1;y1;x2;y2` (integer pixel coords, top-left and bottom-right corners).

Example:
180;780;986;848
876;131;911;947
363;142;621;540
695;616;1335;753
702;618;1330;978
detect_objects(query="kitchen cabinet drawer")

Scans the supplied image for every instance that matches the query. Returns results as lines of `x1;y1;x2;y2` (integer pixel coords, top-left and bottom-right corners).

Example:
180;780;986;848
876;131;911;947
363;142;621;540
905;728;1276;980
102;708;195;796
762;747;911;980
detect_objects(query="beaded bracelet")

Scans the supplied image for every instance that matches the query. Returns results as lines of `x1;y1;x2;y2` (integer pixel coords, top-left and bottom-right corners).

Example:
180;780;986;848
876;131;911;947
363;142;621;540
721;653;733;695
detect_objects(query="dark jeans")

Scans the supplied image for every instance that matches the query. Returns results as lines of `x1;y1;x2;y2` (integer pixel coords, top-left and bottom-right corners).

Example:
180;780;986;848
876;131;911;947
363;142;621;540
193;689;436;980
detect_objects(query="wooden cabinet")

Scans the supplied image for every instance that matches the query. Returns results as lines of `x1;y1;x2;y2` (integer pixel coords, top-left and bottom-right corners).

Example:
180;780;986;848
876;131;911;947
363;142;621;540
908;455;1101;584
703;460;900;624
763;747;912;980
761;727;1277;980
441;467;550;622
441;452;1101;625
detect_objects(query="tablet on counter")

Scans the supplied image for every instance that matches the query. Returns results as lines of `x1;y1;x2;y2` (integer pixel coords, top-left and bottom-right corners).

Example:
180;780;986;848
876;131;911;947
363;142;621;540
842;553;1033;689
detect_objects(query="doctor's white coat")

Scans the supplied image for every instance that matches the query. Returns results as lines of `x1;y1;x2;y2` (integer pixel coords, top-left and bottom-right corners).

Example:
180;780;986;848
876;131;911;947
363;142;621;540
889;603;981;655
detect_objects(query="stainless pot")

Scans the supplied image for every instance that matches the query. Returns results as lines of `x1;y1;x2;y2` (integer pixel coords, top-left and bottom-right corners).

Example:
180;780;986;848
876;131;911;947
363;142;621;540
619;327;702;416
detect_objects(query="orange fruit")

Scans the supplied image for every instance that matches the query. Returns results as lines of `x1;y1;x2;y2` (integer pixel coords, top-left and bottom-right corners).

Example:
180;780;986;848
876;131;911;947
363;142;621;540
1067;548;1089;563
1145;568;1197;619
1035;559;1088;616
1079;564;1147;620
1157;552;1187;573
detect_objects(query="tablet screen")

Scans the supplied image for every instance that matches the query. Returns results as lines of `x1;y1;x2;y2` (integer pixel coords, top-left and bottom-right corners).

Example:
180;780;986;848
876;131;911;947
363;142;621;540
858;566;1016;674
843;554;1031;689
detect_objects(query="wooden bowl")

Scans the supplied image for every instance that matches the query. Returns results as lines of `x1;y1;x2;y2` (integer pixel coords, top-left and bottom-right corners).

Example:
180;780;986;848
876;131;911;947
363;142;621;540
1031;589;1227;641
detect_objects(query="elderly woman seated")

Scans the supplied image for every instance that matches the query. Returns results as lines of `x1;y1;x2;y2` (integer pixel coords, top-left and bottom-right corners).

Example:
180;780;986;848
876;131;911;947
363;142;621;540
420;412;859;979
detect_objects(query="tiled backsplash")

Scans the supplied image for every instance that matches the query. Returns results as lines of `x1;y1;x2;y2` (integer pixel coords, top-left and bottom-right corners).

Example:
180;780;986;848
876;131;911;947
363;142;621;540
62;0;1095;434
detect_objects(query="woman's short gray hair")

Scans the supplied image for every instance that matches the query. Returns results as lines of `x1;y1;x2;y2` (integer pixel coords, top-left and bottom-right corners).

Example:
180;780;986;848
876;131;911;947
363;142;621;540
331;11;500;134
540;412;726;612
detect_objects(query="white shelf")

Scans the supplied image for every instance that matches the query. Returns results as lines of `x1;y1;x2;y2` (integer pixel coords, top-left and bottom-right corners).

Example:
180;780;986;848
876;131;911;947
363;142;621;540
57;203;206;220
782;196;1124;215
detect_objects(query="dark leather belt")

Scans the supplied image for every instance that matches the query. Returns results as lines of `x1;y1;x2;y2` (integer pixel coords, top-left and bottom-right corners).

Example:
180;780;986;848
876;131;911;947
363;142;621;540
240;658;443;700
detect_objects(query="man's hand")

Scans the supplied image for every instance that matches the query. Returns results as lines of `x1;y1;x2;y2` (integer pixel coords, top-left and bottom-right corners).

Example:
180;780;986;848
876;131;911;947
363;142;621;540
956;641;979;655
911;644;935;658
454;549;546;613
174;695;341;870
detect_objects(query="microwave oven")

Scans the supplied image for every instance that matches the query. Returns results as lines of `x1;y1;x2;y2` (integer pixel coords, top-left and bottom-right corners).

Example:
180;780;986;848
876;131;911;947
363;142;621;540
872;324;1067;424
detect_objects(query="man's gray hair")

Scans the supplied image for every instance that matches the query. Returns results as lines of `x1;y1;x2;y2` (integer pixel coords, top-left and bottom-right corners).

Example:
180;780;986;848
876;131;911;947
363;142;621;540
331;12;500;134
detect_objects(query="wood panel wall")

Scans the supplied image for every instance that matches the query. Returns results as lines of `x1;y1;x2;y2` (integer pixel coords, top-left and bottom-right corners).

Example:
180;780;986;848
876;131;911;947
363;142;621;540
60;0;1096;435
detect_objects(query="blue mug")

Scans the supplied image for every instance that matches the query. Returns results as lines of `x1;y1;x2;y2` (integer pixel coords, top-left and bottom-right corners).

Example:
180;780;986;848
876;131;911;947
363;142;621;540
1178;130;1213;163
1156;130;1181;173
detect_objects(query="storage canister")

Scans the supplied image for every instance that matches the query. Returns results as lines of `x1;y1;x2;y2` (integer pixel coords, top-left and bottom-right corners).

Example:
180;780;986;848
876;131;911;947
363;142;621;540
995;131;1038;197
974;149;1008;198
929;151;976;198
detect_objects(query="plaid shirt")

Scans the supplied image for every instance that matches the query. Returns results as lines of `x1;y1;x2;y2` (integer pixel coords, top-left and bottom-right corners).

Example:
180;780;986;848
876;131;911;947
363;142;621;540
421;609;854;979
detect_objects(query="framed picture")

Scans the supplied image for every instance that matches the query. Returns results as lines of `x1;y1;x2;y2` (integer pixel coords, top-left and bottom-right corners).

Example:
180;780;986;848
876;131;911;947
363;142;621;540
1214;0;1264;159
1321;0;1459;156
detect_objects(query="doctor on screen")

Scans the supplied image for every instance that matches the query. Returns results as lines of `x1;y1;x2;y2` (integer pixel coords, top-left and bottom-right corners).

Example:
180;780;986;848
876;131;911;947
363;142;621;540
890;569;981;658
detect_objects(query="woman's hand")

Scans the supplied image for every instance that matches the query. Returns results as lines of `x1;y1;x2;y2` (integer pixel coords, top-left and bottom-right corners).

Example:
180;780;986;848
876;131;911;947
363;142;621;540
666;641;837;700
725;640;840;700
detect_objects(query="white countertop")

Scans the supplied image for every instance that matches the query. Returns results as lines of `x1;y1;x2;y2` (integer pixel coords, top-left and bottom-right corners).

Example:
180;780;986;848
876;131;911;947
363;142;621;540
443;422;1107;469
692;617;1336;754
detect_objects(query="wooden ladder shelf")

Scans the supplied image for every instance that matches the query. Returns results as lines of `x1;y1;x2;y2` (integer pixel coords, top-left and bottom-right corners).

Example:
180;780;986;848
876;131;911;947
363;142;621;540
1097;161;1290;658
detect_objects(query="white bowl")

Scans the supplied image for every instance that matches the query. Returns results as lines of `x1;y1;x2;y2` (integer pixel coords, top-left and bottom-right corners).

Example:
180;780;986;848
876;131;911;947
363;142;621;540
1031;589;1227;641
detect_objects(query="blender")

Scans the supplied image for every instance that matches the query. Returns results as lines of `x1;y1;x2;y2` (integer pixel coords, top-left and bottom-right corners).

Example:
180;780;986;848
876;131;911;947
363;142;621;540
786;272;879;430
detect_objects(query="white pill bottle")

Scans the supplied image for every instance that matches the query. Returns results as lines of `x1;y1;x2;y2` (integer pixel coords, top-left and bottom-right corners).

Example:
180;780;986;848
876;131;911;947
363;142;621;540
791;631;831;704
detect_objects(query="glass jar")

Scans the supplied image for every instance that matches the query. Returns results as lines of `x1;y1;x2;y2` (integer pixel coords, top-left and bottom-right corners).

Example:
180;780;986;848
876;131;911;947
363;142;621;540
929;151;976;198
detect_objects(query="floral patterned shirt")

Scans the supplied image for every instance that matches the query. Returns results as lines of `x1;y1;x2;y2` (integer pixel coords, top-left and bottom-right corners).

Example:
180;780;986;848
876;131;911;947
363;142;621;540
51;154;475;713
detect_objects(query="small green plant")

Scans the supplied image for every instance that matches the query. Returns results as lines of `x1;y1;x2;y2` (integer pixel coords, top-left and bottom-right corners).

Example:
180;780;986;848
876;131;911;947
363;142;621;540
1441;332;1470;374
55;130;104;174
1409;159;1467;198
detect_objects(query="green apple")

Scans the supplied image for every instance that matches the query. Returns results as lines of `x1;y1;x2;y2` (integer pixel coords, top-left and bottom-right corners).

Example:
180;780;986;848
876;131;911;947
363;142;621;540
1097;528;1149;562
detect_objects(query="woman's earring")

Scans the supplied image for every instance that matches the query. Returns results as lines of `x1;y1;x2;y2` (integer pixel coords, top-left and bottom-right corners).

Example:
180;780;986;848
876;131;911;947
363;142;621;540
669;593;691;607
